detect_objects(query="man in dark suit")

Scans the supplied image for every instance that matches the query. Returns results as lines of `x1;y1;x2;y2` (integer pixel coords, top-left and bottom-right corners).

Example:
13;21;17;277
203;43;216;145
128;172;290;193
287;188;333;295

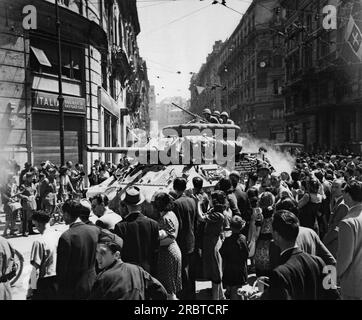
172;177;197;300
263;210;339;300
218;178;241;217
229;171;251;234
323;179;349;258
56;200;100;300
113;186;159;278
89;230;167;300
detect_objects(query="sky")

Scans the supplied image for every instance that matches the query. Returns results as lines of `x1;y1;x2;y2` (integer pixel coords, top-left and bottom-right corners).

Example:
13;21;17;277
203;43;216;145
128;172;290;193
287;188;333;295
136;0;252;102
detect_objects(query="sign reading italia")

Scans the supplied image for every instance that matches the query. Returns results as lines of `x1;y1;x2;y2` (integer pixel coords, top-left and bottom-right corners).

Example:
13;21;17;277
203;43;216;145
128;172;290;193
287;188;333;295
32;92;86;114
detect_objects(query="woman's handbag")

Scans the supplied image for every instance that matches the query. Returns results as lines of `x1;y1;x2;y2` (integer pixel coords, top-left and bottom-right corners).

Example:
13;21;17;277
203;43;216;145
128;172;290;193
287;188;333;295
8;201;22;212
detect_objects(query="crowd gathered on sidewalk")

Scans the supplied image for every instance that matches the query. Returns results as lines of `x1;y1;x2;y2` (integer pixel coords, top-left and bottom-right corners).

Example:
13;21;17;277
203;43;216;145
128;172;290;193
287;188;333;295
1;152;362;300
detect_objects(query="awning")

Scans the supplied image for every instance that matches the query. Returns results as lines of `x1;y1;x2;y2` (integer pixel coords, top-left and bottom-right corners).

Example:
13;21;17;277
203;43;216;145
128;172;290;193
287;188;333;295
30;46;52;67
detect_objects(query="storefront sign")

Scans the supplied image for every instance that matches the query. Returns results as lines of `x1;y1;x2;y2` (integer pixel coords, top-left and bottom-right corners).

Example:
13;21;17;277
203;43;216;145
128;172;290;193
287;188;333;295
32;92;86;114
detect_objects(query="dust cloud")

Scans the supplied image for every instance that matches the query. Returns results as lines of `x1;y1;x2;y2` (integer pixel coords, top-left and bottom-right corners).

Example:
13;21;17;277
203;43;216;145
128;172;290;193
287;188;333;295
237;135;296;174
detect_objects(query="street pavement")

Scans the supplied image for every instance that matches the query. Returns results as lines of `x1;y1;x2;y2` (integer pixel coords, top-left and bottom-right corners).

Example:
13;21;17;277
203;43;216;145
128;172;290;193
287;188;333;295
1;212;212;300
0;212;67;299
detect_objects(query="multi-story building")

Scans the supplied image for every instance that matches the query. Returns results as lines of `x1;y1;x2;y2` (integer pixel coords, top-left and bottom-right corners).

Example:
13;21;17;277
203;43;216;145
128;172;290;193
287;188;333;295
157;97;192;130
148;85;158;137
216;0;285;140
189;40;224;116
190;1;285;141
127;56;150;135
0;0;146;173
282;0;362;153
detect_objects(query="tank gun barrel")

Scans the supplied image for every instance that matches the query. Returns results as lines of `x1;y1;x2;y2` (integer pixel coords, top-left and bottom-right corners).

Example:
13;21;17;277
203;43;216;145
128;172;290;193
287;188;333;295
171;103;205;122
86;146;153;154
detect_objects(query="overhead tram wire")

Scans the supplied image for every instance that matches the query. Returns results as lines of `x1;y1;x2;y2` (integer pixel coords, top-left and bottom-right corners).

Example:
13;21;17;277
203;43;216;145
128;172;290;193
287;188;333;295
138;1;176;9
141;3;213;36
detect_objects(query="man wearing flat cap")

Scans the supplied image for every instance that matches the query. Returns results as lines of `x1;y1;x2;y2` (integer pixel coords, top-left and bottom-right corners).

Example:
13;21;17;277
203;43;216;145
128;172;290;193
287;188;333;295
113;186;160;278
89;231;167;300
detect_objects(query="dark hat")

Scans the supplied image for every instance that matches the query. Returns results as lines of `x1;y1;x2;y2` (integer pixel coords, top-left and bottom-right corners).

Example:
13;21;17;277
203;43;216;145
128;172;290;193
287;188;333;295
98;229;124;251
121;186;145;205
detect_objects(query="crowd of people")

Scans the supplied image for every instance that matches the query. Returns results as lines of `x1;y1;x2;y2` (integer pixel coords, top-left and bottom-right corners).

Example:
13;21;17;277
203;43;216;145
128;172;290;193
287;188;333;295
1;151;362;300
0;158;127;238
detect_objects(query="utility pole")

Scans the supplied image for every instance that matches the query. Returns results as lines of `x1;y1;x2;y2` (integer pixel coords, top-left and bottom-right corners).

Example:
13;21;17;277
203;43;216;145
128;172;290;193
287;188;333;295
55;0;65;166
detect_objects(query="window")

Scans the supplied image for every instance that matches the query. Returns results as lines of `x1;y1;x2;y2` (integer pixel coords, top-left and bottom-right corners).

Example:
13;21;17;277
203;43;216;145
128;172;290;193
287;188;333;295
273;55;283;68
306;14;312;32
62;46;82;80
293;94;299;110
30;37;83;81
257;74;267;88
304;46;313;68
273;79;281;95
302;89;310;106
320;31;330;57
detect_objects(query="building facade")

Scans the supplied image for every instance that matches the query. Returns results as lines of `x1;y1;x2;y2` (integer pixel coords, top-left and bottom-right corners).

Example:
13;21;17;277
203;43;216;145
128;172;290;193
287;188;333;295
282;0;362;153
217;0;285;140
189;40;224;116
0;0;147;173
190;0;285;141
157;97;192;131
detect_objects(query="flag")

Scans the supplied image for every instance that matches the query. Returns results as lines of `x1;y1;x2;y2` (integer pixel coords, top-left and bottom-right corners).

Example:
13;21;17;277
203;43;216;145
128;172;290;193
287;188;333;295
340;0;362;63
196;86;205;94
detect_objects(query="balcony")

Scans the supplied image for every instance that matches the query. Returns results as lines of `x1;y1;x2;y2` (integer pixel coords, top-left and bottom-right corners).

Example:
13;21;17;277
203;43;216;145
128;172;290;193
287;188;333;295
111;46;131;81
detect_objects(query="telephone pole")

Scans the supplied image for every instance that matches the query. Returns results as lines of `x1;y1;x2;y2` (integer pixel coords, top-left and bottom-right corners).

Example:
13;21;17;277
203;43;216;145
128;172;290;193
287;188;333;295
55;0;65;166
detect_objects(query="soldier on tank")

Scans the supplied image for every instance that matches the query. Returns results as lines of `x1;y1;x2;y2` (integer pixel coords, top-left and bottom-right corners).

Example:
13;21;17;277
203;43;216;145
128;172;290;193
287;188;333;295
209;110;220;124
202;108;219;124
220;111;235;125
202;108;212;122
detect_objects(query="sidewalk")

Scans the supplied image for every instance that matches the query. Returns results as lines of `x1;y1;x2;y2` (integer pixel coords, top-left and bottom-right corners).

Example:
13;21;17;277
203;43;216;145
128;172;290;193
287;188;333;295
0;212;24;236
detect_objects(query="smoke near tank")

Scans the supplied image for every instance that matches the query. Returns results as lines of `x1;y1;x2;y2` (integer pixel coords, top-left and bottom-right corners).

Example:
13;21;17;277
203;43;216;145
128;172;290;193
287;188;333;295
237;135;296;175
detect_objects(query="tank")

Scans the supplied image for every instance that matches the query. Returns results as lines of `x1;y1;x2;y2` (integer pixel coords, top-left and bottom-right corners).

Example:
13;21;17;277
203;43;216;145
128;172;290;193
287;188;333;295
85;122;250;217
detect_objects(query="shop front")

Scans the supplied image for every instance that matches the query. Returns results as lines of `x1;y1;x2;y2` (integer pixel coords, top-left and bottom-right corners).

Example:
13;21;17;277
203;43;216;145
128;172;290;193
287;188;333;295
98;87;125;164
31;91;86;166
